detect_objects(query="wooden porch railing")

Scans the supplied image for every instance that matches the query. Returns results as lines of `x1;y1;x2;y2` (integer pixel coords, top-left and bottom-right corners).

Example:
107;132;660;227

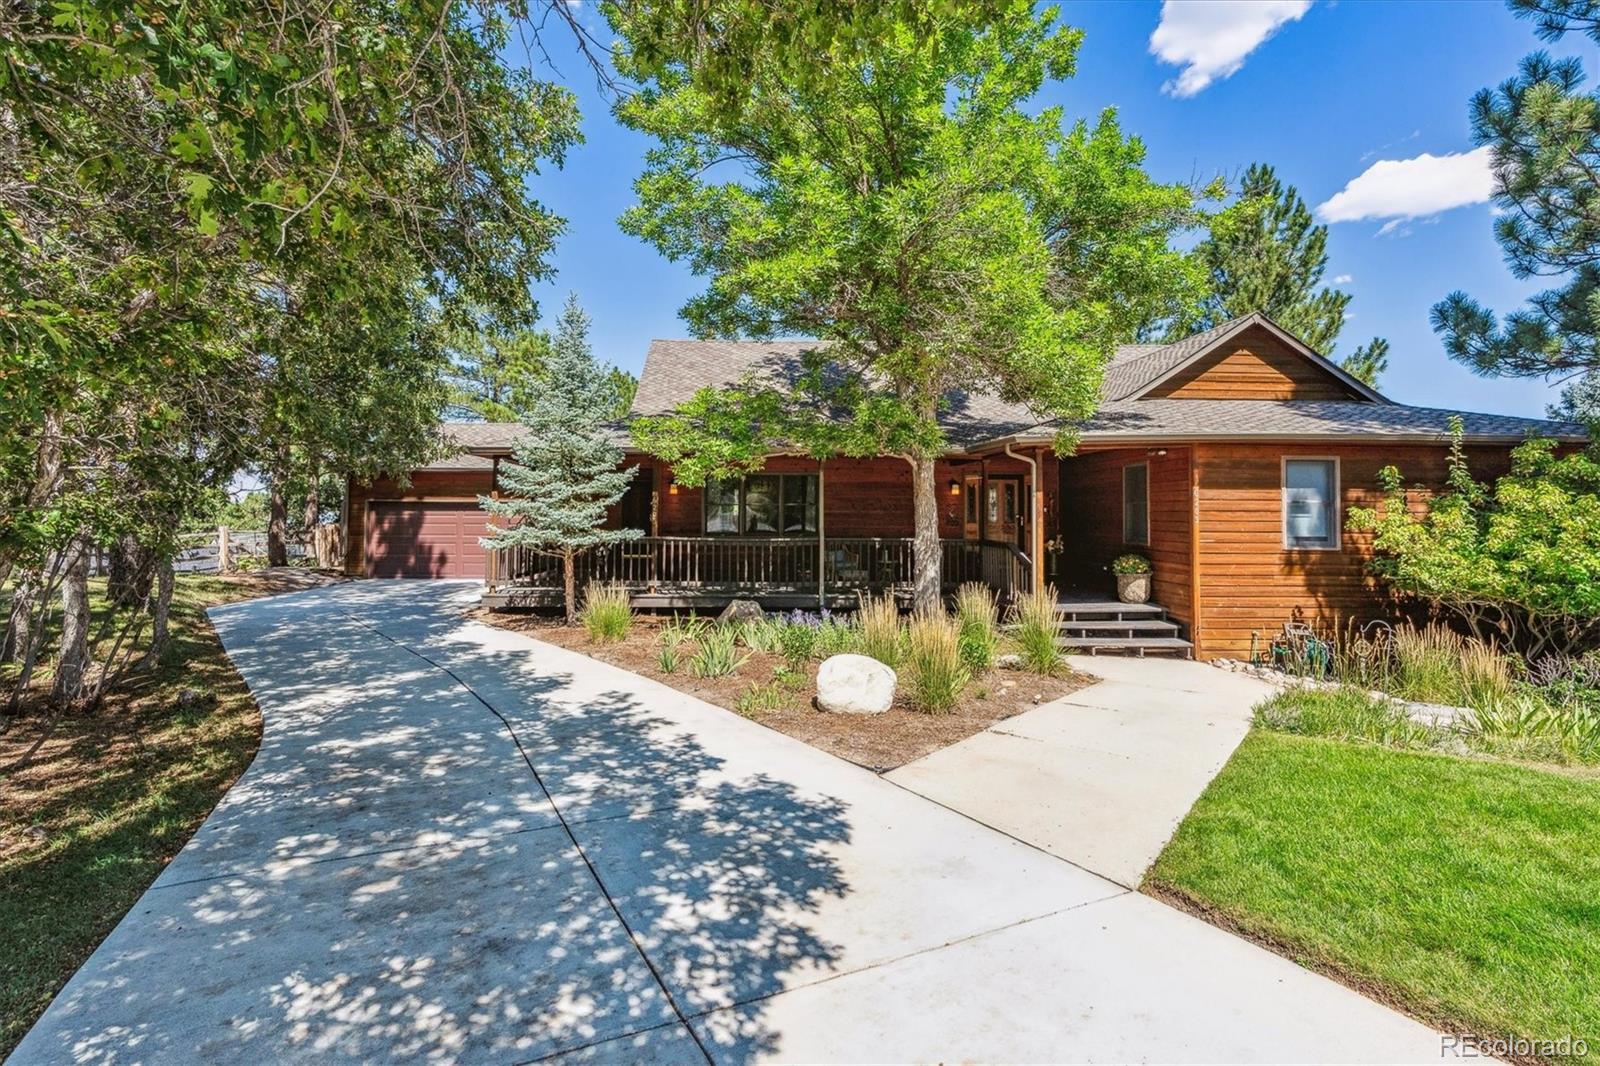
487;535;1031;605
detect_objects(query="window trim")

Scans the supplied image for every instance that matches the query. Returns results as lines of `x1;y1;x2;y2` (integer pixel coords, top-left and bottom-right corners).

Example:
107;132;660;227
1122;462;1150;547
1281;456;1341;551
702;473;819;536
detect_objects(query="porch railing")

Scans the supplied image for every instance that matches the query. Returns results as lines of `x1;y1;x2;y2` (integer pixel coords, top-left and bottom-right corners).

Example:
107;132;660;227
487;535;1031;604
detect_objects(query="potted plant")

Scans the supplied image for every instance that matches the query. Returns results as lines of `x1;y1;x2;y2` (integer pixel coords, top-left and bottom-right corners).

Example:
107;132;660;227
1111;553;1152;604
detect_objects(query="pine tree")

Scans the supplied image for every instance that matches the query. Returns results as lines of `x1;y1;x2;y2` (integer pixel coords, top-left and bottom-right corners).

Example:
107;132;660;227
480;295;640;621
1174;163;1387;383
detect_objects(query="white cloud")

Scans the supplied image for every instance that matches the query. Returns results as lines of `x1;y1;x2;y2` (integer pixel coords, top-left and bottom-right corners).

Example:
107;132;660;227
1149;0;1312;97
1332;274;1353;284
1316;147;1494;230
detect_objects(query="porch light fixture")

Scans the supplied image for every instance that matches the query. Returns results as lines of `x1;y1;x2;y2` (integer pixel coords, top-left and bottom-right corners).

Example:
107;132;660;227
948;479;960;496
667;478;679;495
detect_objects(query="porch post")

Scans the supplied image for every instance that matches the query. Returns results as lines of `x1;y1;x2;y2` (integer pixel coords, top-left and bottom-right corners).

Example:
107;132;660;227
817;459;826;608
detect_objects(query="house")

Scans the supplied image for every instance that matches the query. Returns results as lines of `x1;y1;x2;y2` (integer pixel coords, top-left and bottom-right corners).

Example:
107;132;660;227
340;313;1585;660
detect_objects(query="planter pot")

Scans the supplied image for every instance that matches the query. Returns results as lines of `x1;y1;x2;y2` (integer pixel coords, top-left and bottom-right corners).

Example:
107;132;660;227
1115;572;1151;604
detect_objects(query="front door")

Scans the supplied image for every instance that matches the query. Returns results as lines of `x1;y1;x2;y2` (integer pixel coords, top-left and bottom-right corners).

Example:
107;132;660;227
987;475;1024;548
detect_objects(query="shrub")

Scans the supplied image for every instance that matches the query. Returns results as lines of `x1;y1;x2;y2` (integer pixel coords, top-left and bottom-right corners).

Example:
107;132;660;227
954;582;998;672
736;615;784;653
813;618;859;658
1009;583;1063;676
580;582;632;643
1460;638;1516;710
776;622;818;665
1110;553;1151;575
734;679;789;717
904;609;969;713
659;614;706;649
657;644;680;674
857;592;904;668
1255;685;1440;749
690;625;749;678
1349;423;1600;658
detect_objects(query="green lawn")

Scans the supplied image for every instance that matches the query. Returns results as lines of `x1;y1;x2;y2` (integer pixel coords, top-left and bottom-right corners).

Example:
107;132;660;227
0;574;295;1057
1148;730;1600;1058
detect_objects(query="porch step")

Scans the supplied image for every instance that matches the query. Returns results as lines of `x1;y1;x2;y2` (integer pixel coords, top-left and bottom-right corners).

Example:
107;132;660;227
1054;599;1166;621
1059;618;1182;636
1060;635;1194;658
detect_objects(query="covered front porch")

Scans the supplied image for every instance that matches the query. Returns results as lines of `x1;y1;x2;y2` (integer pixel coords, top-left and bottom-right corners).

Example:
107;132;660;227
482;535;1033;610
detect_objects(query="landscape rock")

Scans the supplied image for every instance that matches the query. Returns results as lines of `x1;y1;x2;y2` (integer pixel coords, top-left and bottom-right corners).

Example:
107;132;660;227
717;599;764;626
815;654;896;715
995;653;1023;670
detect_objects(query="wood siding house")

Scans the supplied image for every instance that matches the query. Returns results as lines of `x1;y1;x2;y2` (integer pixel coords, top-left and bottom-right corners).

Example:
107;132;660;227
343;313;1585;660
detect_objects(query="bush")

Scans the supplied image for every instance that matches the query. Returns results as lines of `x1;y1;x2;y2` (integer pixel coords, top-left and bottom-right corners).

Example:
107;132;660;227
1009;583;1063;676
657;643;680;674
813;618;859;658
1392;624;1466;704
1255;685;1440;749
734;679;790;717
1110;553;1151;575
857;592;904;668
954;582;998;672
580;582;632;643
1349;423;1600;657
905;610;969;713
776;622;818;665
690;625;749;678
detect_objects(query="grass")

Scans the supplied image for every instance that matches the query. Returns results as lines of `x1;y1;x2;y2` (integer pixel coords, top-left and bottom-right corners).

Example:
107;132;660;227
856;592;903;669
954;582;998;672
579;581;632;643
1254;685;1439;749
904;610;969;714
1008;582;1063;676
1;574;280;1057
1149;730;1600;1057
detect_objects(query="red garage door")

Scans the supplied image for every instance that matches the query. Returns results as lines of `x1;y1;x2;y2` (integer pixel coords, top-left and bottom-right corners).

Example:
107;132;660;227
367;502;489;578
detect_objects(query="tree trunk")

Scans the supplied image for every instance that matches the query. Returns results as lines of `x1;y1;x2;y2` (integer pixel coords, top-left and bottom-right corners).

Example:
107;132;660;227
303;461;320;559
563;551;577;625
145;558;176;665
52;541;91;707
106;534;152;608
0;413;64;593
910;453;941;612
1;568;39;663
267;443;290;567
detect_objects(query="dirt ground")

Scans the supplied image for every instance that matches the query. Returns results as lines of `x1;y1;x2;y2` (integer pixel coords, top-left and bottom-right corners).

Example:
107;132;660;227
481;611;1091;772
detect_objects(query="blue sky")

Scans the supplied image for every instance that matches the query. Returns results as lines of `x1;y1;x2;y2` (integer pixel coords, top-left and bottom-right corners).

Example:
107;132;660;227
516;1;1598;420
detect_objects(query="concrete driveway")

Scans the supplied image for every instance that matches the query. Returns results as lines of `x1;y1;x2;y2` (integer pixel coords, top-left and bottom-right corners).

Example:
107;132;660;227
888;655;1274;886
13;581;1454;1064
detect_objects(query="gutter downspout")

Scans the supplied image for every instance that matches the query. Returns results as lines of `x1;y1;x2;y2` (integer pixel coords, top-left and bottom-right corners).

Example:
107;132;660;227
1003;442;1042;594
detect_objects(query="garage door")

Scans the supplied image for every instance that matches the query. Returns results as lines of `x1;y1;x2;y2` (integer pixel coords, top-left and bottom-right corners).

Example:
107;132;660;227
367;502;490;578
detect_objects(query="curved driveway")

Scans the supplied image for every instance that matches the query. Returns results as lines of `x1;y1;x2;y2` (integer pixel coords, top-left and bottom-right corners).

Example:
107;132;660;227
13;581;1453;1063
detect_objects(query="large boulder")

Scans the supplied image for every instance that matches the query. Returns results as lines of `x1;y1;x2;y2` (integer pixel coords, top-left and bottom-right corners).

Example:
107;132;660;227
717;598;765;626
816;654;896;715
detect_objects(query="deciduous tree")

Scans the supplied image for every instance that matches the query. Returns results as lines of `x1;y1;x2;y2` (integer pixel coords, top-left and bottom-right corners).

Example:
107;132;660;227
614;2;1197;608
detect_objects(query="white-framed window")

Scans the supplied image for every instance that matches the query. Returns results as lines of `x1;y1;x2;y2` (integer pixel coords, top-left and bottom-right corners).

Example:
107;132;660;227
704;474;819;535
1282;457;1340;550
1122;462;1150;546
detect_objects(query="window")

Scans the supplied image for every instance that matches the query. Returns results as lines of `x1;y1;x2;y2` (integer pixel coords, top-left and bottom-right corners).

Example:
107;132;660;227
1122;463;1149;546
1283;458;1339;549
703;474;819;535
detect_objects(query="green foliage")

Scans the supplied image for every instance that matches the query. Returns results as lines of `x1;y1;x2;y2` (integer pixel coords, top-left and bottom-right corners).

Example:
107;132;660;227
1339;337;1390;388
656;643;680;675
905;610;970;714
1171;163;1375;363
1431;4;1600;379
689;625;750;679
1009;583;1063;675
579;583;633;643
1110;553;1151;575
1349;421;1600;656
445;316;553;421
954;582;999;672
1254;686;1439;749
856;594;906;669
734;678;792;718
480;296;642;621
612;2;1198;605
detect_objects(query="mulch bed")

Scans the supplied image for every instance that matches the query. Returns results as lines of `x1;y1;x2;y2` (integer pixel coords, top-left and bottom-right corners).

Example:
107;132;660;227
479;610;1091;772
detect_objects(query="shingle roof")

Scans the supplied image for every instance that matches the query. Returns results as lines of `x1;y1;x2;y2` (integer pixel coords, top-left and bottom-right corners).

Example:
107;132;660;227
1064;400;1583;444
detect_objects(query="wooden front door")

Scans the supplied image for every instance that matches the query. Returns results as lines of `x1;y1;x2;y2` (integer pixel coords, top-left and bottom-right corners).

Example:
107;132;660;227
987;475;1025;549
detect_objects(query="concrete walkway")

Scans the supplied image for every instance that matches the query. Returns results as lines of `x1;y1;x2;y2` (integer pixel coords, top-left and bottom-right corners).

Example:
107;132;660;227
888;654;1274;886
13;582;1455;1064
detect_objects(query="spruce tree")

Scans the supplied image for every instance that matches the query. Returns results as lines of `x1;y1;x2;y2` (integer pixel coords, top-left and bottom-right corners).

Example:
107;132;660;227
480;295;640;622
